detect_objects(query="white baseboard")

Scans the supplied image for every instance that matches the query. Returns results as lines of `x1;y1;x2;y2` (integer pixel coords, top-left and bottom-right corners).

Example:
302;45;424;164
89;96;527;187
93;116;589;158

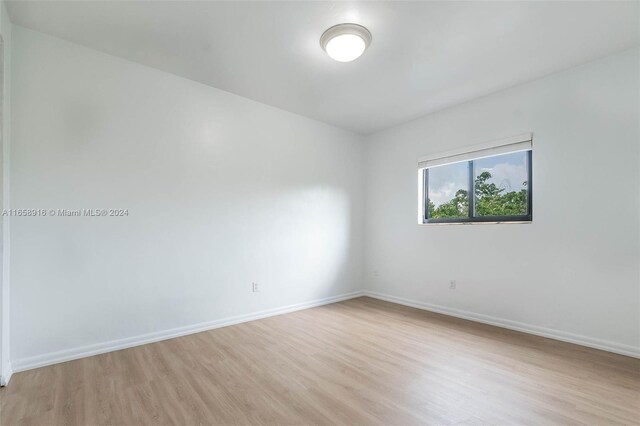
363;291;640;359
12;291;365;373
11;289;638;375
0;366;12;386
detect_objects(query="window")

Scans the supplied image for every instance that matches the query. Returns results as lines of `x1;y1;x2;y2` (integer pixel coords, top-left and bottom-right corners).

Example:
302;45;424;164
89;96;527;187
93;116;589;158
419;134;532;224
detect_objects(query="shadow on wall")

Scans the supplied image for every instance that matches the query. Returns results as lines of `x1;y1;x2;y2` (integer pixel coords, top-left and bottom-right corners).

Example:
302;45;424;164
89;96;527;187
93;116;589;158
265;185;352;301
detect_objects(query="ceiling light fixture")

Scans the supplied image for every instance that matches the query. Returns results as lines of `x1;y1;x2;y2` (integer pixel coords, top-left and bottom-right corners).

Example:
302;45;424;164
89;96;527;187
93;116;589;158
320;23;372;62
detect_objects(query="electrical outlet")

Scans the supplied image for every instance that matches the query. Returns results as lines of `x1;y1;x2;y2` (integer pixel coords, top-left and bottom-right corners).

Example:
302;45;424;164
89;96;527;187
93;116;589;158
373;269;380;277
252;282;259;292
449;280;456;290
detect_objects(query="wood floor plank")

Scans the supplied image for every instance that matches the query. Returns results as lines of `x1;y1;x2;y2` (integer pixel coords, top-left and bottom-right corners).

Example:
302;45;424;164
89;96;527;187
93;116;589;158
1;297;638;425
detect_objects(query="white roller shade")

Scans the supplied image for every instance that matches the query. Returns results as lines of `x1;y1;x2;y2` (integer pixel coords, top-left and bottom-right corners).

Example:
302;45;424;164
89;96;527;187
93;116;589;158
418;133;532;169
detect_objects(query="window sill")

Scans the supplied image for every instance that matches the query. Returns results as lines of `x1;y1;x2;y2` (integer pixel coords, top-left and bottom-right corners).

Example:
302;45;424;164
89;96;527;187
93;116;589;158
419;220;532;226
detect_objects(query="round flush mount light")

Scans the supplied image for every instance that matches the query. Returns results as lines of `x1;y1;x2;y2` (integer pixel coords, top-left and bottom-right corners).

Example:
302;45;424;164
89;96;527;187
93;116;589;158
320;23;372;62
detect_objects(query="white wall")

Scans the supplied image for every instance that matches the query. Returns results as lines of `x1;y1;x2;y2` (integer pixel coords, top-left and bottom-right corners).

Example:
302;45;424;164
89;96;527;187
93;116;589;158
10;27;364;368
0;0;12;385
364;48;640;356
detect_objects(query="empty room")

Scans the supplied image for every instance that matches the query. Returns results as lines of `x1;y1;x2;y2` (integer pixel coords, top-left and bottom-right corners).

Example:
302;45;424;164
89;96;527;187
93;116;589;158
0;0;638;424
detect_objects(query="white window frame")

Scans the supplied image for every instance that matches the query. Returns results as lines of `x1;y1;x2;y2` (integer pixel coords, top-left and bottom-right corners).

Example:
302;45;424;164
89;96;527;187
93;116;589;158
417;133;533;225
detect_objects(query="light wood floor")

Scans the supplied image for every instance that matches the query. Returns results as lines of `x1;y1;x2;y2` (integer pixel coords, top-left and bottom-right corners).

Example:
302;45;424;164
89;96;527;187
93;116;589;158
1;297;639;425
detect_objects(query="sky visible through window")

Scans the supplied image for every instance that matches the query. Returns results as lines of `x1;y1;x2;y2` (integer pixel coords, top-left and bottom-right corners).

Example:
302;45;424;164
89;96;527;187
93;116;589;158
473;151;528;196
427;161;468;212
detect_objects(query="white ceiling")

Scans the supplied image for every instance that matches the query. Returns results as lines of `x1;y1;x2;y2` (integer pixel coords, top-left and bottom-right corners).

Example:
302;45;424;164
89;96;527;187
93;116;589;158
7;1;640;135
